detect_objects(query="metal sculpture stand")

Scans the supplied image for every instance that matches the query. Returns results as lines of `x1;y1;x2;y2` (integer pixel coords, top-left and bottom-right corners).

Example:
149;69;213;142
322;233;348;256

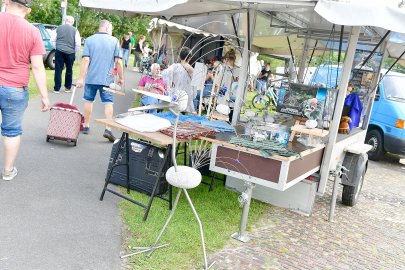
232;181;255;243
121;106;214;269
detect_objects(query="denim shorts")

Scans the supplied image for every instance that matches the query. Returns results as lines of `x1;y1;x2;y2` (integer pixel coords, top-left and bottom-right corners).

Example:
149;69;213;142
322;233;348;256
0;86;29;137
83;84;114;103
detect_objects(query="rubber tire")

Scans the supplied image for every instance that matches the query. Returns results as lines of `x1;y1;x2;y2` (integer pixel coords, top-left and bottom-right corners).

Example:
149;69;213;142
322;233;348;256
46;50;56;70
342;166;365;207
365;129;384;161
251;94;270;110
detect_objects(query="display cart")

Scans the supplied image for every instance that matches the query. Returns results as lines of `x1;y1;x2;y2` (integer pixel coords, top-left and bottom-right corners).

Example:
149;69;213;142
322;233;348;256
80;0;405;244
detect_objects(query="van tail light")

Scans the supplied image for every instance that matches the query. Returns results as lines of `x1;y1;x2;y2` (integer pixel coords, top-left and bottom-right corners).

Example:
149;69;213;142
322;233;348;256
396;119;405;129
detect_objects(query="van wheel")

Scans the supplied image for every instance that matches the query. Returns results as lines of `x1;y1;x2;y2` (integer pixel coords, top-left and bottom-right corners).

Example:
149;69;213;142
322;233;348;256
365;129;384;161
46;51;55;70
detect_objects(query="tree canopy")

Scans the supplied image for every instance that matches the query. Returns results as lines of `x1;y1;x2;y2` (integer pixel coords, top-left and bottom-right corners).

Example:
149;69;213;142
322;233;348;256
27;0;150;39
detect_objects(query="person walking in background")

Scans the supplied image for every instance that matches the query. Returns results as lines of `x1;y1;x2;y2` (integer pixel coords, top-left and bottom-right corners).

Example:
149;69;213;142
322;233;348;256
0;0;50;181
76;20;124;143
120;32;131;67
51;15;81;93
134;34;145;69
256;63;272;93
143;42;151;57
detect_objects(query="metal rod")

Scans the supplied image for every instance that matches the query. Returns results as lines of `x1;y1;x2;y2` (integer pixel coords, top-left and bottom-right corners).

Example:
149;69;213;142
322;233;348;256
120;244;169;259
358;30;391;70
318;26;361;194
336;25;344;87
303;40;318;81
147;189;182;257
328;173;340;222
231;15;241;48
183;189;211;270
286;36;295;65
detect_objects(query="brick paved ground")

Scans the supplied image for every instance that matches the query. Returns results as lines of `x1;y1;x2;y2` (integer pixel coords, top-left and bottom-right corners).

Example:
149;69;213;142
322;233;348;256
209;154;405;270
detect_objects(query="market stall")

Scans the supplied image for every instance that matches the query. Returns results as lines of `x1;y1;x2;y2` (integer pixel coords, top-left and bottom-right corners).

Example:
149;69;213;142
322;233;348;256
81;0;405;263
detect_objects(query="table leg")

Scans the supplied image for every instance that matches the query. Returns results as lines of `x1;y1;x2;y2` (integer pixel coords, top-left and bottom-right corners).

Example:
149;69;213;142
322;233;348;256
143;145;172;221
100;133;127;201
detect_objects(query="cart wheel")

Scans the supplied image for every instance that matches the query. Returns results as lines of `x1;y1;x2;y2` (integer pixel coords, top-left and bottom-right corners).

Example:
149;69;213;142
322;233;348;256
341;158;367;207
251;94;270;110
46;136;50;142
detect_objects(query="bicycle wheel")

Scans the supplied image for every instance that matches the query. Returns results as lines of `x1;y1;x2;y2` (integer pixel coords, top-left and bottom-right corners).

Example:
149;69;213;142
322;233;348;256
251;94;270;110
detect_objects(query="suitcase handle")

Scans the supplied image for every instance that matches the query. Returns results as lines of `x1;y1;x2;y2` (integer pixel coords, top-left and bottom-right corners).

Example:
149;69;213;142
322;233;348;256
69;84;77;105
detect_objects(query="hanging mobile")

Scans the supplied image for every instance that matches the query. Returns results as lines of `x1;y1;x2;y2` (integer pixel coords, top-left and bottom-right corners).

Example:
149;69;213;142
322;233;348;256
103;67;126;96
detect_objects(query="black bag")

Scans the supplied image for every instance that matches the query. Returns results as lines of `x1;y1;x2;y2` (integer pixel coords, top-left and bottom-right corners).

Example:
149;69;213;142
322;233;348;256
106;139;170;196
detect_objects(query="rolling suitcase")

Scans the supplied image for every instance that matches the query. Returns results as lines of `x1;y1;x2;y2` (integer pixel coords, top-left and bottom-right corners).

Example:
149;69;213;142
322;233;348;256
46;86;83;146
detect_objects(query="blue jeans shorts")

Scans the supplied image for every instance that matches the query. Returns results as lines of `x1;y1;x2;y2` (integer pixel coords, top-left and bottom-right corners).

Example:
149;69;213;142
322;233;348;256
83;84;114;103
0;86;29;137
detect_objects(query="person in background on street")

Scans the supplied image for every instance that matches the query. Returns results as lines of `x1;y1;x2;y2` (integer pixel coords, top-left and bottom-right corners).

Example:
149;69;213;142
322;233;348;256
0;0;50;181
128;31;135;52
143;42;151;58
76;20;124;143
256;63;272;93
163;47;194;113
134;34;145;69
120;32;131;68
51;15;81;93
138;63;166;113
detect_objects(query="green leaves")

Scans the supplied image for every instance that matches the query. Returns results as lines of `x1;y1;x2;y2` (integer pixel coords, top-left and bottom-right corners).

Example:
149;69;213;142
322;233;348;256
28;0;150;39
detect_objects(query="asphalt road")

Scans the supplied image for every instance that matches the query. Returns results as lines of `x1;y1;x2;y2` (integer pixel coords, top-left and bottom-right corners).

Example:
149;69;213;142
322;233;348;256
0;69;141;270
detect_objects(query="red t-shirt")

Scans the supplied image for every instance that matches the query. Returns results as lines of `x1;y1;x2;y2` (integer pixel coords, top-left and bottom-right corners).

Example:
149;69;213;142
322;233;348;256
0;13;45;87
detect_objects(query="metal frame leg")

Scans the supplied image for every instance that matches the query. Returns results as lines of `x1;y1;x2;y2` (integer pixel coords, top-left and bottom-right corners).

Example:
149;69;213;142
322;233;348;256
143;145;172;221
120;189;182;259
100;133;127;201
183;189;215;270
232;181;255;243
328;173;340;222
148;188;183;256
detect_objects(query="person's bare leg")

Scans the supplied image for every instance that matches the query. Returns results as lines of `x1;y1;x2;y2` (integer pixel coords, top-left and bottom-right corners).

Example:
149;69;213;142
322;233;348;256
4;136;21;171
84;101;93;127
104;103;113;130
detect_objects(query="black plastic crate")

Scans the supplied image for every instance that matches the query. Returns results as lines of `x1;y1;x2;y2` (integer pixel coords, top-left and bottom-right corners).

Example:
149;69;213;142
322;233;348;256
106;139;170;196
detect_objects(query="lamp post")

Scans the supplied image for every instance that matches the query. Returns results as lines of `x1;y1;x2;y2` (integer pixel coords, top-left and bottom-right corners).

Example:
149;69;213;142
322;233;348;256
61;0;67;25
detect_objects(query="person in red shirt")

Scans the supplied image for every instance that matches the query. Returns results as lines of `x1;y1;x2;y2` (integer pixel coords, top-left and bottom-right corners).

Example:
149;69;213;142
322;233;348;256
0;0;50;181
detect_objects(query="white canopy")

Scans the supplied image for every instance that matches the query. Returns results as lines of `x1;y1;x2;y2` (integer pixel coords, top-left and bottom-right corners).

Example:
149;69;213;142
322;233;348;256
80;0;405;33
315;0;405;34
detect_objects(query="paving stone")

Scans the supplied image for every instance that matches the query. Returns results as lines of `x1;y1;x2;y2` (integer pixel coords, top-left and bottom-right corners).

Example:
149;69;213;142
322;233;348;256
209;156;405;270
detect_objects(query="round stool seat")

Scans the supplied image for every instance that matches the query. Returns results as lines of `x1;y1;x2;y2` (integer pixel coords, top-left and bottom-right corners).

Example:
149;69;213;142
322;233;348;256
166;166;202;189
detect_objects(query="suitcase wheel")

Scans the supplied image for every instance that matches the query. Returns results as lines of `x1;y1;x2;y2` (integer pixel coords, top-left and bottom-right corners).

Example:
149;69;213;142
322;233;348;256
46;136;50;142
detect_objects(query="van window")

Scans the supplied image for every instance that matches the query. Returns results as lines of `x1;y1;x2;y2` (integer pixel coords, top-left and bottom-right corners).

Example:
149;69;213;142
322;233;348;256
382;76;405;102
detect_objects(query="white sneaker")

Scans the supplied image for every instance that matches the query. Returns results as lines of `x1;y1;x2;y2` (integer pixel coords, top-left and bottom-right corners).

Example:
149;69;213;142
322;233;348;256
2;167;18;181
